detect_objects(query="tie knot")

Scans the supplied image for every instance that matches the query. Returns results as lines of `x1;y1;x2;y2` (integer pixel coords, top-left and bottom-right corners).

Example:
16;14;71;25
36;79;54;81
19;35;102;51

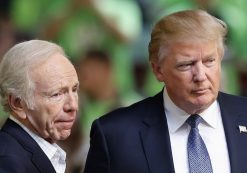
186;114;202;128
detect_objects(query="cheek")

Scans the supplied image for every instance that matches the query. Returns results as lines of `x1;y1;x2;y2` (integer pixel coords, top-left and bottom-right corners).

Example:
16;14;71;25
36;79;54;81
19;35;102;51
209;69;221;87
40;102;64;126
48;104;64;120
27;112;44;128
166;72;191;89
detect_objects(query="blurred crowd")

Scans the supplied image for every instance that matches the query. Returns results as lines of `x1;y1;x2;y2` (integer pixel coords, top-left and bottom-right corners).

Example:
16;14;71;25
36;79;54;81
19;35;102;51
1;0;247;172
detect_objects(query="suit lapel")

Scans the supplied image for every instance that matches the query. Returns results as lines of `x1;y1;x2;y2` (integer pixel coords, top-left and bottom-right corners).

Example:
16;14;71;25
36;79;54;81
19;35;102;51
31;151;56;173
140;92;175;173
1;119;56;173
218;92;247;172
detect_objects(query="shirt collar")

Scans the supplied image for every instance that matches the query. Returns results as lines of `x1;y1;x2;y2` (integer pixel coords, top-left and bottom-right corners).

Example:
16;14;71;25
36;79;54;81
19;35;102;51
163;88;219;133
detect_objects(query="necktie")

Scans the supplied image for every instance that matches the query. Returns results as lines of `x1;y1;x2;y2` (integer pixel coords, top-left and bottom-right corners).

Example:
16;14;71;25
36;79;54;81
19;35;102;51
187;114;213;173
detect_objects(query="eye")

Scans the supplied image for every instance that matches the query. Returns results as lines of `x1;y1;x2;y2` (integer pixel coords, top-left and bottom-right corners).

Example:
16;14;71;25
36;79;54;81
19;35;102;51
204;58;215;67
73;87;78;92
177;62;194;71
49;91;64;101
51;92;62;97
72;84;79;93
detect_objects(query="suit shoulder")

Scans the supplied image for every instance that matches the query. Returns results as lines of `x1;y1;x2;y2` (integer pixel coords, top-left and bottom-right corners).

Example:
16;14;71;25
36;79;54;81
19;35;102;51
219;92;247;102
96;91;163;127
0;131;28;156
100;96;153;121
0;132;37;172
218;92;247;110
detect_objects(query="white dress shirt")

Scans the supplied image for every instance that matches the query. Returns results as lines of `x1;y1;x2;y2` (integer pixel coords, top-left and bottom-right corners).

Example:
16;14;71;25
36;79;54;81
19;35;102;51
10;115;66;173
163;89;230;173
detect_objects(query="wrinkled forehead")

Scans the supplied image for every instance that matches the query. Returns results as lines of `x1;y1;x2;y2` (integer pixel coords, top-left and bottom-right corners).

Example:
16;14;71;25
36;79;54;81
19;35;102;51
159;39;220;60
30;54;78;91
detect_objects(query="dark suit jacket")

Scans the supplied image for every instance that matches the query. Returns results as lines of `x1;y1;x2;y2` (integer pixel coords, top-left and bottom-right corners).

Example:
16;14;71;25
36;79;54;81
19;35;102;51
84;91;247;173
0;119;56;173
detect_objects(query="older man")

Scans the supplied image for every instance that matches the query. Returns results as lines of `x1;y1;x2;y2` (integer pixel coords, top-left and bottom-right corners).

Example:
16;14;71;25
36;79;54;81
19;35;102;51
0;40;79;173
84;10;247;173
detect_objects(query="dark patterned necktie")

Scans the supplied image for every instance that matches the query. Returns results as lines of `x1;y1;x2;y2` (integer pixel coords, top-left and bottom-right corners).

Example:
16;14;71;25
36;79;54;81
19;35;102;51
186;114;213;173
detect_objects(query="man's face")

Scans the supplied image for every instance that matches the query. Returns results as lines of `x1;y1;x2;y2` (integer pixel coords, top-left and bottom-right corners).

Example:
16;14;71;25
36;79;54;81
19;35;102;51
152;40;222;114
24;53;79;143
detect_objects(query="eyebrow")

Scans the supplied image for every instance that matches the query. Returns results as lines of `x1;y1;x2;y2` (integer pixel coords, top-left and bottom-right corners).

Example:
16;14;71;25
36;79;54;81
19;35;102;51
175;55;195;64
41;81;80;94
176;50;216;60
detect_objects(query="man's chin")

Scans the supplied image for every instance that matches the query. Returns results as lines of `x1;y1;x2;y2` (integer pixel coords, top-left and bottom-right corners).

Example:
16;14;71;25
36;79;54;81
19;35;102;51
59;130;72;140
194;93;215;104
193;100;214;112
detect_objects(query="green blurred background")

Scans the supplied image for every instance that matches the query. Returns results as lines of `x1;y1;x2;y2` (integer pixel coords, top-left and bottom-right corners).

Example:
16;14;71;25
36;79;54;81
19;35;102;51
1;0;247;172
1;0;247;117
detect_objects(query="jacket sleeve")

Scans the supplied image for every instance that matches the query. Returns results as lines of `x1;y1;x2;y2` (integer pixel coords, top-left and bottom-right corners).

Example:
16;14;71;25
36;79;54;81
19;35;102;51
84;120;110;173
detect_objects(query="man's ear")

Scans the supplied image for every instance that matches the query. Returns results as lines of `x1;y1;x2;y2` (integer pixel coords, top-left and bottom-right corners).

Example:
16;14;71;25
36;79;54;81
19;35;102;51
8;95;27;119
151;62;164;82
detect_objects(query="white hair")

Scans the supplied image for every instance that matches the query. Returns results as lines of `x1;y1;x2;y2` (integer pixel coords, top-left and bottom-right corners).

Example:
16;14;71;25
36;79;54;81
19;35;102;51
0;40;66;112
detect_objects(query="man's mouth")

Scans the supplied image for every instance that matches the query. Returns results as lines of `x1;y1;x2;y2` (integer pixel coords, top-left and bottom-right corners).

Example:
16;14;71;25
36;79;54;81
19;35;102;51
55;118;75;129
192;88;209;94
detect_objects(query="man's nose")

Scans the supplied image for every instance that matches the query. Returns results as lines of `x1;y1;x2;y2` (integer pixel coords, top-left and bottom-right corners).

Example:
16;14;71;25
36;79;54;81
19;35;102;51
192;63;207;82
64;92;78;112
